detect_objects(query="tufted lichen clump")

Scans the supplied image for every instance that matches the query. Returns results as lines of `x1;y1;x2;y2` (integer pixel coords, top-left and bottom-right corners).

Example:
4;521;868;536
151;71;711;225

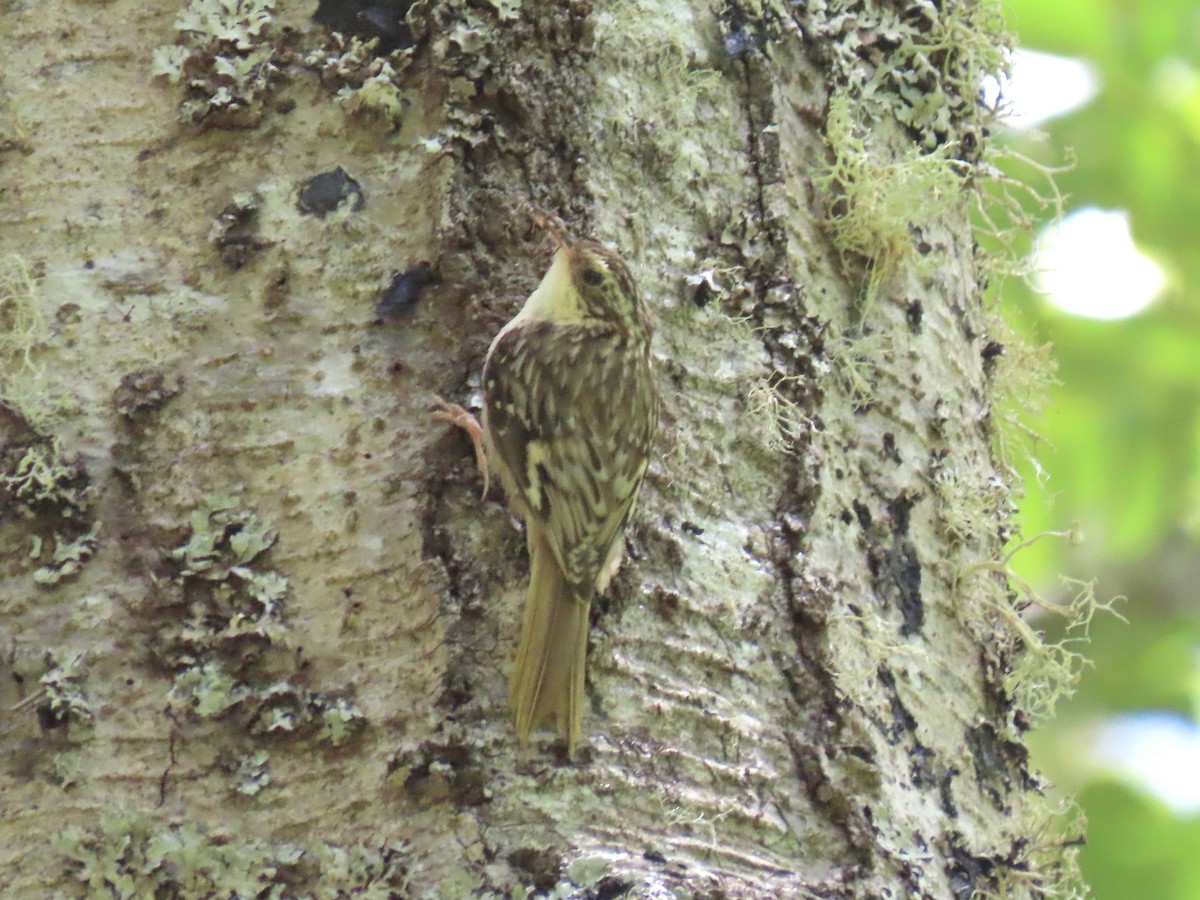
155;498;365;752
799;1;1010;315
1;255;78;430
151;0;282;126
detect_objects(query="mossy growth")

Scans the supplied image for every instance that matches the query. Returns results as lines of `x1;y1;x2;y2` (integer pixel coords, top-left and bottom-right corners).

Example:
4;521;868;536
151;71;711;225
152;497;366;752
54;811;411;897
151;0;282;127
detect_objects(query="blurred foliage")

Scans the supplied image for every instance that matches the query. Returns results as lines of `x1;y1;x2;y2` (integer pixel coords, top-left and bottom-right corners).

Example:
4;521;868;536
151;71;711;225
1077;781;1200;899
998;0;1200;897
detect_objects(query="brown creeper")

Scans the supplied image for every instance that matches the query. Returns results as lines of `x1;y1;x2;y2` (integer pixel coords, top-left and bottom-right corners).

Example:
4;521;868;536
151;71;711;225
441;211;657;756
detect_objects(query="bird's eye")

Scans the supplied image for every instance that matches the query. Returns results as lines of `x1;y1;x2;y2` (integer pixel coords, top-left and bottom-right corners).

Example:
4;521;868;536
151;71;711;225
582;268;604;287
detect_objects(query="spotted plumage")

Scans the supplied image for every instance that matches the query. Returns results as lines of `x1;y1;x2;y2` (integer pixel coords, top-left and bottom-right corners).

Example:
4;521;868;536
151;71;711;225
482;218;657;756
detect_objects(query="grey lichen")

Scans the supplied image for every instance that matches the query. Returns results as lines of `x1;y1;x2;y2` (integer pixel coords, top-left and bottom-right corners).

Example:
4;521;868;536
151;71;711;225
54;812;411;897
305;33;413;128
157;498;367;756
231;749;271;796
33;520;103;586
151;0;282;127
39;650;94;729
3;438;92;520
169;495;278;579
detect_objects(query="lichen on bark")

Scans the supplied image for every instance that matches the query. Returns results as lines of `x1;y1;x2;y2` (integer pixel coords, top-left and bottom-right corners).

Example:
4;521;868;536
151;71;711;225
0;0;1085;896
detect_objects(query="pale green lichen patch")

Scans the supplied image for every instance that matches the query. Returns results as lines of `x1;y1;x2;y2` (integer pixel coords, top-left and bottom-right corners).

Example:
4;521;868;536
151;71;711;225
52;750;84;789
2;427;101;588
155;498;366;753
304;33;414;128
169;495;278;579
168;661;249;717
39;650;94;728
231;749;271;796
54;812;411;897
3;438;92;520
33;521;103;586
803;0;1007;149
152;0;281;127
529;854;618;899
318;696;368;746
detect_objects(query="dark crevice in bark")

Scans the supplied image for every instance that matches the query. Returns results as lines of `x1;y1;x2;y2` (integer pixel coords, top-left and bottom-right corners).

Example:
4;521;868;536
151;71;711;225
719;5;892;880
414;2;604;742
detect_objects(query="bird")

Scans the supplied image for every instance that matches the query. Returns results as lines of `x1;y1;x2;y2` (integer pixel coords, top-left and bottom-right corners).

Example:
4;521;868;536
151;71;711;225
435;207;658;757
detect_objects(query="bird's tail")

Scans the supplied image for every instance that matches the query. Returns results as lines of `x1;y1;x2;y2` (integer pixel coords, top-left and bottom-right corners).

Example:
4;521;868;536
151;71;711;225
509;524;590;757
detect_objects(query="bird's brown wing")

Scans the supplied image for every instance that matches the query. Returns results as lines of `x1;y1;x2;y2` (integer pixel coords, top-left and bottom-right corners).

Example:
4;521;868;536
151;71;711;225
483;320;656;599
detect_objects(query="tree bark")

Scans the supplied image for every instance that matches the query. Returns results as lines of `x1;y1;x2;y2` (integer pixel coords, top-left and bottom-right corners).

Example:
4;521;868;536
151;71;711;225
0;0;1080;897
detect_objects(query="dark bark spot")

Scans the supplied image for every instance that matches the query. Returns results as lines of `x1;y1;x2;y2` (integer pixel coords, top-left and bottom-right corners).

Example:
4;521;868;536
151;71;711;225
594;875;636;899
887;493;915;535
508;847;563;893
887;540;923;636
882;431;901;464
905;299;923;334
939;768;960;818
965;722;1035;812
945;837;999;900
876;666;917;737
401;741;489;808
981;340;1004;379
211;193;269;269
313;0;416;53
297;167;365;217
114;369;183;418
377;262;435;320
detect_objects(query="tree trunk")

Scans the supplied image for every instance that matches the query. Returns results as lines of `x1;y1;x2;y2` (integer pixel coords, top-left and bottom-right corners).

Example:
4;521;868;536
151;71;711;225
0;0;1081;897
